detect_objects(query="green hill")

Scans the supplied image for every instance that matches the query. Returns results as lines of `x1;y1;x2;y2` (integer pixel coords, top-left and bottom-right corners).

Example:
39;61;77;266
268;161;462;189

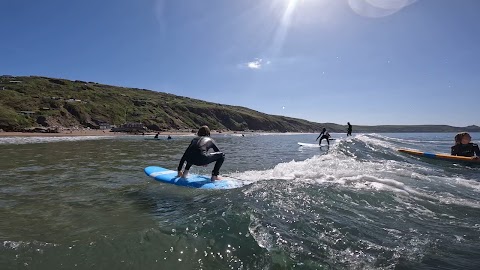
1;75;479;133
0;76;338;132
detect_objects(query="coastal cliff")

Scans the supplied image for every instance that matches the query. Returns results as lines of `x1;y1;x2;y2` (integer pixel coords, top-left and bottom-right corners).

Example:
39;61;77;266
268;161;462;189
1;76;478;133
0;76;334;132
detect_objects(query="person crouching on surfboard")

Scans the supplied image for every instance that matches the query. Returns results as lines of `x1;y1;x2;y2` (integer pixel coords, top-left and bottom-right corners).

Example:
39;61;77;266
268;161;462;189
451;132;480;158
177;125;225;181
316;128;331;146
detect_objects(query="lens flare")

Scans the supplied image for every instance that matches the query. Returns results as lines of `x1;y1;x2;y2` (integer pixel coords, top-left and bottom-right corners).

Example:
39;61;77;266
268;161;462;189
348;0;418;18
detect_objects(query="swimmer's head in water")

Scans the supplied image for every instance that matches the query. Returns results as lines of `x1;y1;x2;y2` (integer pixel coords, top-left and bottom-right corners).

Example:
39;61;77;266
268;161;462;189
454;133;463;144
197;126;211;137
461;133;472;144
455;132;471;145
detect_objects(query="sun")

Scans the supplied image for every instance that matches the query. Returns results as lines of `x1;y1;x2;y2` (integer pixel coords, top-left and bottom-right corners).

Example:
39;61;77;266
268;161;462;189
269;0;337;56
285;0;299;18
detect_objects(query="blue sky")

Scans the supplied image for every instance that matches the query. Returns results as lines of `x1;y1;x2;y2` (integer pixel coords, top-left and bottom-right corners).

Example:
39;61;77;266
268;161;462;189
1;0;479;126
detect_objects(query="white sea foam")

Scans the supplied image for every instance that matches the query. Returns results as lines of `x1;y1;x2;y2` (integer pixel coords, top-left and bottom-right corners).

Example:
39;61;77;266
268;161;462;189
367;133;449;144
233;135;480;210
453;177;480;192
354;134;398;151
2;240;59;250
248;214;273;251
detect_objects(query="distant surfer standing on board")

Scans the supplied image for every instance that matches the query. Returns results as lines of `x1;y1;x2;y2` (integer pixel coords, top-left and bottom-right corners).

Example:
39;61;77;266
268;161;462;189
347;122;352;136
316;128;331;146
177;125;225;181
451;132;480;158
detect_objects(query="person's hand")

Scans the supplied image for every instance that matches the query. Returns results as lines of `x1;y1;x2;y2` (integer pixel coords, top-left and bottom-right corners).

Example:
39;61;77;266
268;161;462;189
473;156;479;160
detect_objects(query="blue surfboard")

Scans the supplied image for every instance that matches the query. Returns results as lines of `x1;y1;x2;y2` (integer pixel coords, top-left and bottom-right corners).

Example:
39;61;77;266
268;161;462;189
144;166;245;189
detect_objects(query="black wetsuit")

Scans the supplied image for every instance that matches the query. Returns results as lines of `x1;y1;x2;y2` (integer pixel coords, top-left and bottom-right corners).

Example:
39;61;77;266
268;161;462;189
347;124;352;136
451;143;480;157
177;137;225;176
316;131;330;145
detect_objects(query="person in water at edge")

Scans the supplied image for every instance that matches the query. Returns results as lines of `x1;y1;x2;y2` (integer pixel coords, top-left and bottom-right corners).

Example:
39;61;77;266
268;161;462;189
316;128;331;146
177;126;225;181
347;122;352;136
451;132;480;158
154;132;159;139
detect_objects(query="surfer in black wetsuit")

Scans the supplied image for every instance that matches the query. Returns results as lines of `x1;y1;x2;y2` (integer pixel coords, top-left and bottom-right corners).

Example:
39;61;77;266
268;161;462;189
177;126;225;181
451;132;480;158
154;132;159;139
316;128;331;146
347;122;352;136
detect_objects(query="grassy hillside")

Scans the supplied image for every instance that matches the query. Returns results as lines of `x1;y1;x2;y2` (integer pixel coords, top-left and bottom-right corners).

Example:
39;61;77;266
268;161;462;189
0;76;340;132
1;75;479;133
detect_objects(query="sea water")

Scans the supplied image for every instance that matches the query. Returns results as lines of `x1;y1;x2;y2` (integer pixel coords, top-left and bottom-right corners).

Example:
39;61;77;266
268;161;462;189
1;133;479;269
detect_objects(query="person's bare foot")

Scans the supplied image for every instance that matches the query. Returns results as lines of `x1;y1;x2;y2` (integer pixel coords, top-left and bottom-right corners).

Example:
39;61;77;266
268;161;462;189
182;170;189;178
211;175;220;181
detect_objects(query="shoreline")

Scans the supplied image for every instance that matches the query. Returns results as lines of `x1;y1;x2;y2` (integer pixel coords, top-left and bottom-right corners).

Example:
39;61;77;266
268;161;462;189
0;130;320;137
0;130;198;137
0;130;279;137
1;130;474;138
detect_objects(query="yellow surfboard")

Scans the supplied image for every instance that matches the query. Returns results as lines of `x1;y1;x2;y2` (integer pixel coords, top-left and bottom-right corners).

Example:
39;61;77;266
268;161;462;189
398;149;480;164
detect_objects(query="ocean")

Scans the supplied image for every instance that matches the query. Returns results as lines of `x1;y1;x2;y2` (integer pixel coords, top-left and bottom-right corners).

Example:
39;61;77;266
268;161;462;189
1;133;479;270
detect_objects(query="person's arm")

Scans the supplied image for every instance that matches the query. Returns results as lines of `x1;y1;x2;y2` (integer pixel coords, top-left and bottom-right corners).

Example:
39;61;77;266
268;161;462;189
177;141;194;173
474;144;480;158
451;146;457;156
177;151;187;172
210;139;220;152
316;133;323;140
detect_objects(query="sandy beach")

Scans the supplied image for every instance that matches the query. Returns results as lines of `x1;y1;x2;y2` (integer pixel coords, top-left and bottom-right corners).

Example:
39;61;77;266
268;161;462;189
0;129;201;137
0;129;254;137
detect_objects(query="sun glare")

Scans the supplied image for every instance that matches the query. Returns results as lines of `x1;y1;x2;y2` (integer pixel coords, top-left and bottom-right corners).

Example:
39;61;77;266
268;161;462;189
283;0;298;25
270;0;300;56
